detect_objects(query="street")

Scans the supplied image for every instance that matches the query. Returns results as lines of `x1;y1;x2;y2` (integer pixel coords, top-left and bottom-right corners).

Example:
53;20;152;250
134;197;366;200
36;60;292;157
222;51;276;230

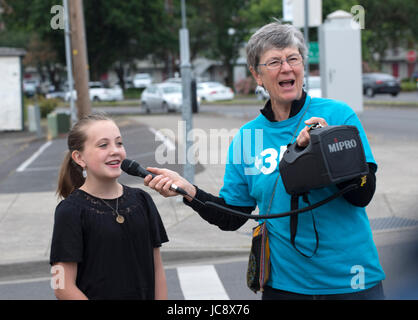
0;102;417;300
363;91;418;103
0;239;417;300
0;121;203;194
7;96;417;195
0;258;260;300
1;0;417;303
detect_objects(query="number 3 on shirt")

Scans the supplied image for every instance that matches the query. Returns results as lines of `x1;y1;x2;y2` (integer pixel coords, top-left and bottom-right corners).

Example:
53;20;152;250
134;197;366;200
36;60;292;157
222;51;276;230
255;146;287;175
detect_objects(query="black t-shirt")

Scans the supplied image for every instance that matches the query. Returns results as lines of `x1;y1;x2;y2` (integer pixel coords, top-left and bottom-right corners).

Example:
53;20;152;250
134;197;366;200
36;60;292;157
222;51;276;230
50;185;168;300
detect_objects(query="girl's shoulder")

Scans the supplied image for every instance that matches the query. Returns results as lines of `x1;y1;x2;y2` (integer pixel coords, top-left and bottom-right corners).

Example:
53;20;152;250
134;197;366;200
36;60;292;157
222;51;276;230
55;190;85;215
121;185;160;214
122;184;155;205
53;192;87;226
123;184;151;198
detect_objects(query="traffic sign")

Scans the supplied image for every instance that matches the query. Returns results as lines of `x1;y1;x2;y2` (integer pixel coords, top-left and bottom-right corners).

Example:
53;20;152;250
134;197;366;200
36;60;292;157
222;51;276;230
308;42;319;64
406;50;416;63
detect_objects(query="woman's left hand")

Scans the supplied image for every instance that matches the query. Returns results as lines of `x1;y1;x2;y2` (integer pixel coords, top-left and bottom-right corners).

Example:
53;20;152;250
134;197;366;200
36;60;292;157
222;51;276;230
296;117;328;148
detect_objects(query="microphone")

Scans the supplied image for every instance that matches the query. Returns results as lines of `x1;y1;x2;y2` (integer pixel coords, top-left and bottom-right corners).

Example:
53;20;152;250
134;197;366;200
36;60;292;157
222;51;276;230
121;159;188;196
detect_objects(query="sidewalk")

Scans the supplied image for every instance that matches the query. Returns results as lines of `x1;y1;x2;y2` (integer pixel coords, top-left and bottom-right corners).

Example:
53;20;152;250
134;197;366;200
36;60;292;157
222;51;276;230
0;111;417;279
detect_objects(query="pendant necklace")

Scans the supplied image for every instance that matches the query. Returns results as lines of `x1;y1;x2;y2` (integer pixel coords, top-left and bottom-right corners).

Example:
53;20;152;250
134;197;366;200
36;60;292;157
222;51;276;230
100;197;124;224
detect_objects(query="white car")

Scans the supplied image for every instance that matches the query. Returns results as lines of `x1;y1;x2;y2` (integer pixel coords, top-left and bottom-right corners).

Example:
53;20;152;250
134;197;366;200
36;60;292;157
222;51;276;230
255;86;269;100
255;76;322;99
133;73;152;88
23;79;38;96
306;76;321;98
45;90;66;100
141;83;183;113
197;82;234;102
65;82;124;102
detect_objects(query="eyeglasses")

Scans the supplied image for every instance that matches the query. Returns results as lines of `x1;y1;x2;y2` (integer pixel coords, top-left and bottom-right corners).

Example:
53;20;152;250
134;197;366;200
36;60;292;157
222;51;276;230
258;54;303;70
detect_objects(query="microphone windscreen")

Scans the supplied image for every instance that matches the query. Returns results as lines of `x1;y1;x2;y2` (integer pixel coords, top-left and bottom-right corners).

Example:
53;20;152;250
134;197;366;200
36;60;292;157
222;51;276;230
121;159;139;176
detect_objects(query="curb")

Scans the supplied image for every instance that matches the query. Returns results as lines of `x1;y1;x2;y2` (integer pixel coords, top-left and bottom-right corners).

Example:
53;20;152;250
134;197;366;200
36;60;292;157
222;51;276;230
364;101;418;108
0;250;250;282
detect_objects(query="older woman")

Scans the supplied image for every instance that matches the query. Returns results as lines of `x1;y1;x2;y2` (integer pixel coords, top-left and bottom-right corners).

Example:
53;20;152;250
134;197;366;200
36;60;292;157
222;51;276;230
145;23;385;300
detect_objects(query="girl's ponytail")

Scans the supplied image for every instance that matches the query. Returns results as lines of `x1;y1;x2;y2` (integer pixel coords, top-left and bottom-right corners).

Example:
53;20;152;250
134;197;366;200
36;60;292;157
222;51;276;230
56;151;85;199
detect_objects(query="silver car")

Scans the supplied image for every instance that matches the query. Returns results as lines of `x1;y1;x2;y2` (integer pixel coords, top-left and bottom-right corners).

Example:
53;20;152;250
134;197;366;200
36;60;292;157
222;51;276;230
133;73;152;88
140;83;183;113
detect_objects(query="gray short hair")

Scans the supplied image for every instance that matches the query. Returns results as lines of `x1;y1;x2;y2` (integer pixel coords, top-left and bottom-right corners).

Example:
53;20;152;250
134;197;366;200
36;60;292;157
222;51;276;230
246;23;307;71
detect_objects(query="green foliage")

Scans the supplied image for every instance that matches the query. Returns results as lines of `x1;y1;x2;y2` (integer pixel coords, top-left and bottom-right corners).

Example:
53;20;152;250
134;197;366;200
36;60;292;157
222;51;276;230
24;96;59;119
1;0;416;86
83;0;171;80
186;0;253;86
38;97;59;118
401;82;417;92
241;0;282;31
123;88;144;100
357;0;417;67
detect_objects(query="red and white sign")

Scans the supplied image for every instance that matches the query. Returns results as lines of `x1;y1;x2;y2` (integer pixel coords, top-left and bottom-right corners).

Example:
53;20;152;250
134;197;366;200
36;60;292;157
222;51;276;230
406;50;416;63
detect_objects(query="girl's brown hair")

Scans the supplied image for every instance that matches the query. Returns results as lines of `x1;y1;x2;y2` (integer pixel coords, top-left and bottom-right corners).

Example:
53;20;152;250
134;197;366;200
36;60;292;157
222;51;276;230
56;113;113;198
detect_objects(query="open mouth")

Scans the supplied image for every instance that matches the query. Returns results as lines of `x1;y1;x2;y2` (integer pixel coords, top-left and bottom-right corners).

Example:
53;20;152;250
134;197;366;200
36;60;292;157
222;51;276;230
105;160;121;167
279;79;295;87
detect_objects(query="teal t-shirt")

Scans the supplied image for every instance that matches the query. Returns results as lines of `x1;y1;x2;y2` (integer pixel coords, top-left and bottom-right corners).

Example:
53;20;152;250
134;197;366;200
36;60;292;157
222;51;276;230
219;96;385;294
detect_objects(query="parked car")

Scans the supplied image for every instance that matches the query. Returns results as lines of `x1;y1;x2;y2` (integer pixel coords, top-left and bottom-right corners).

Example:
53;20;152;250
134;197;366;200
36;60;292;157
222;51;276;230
197;81;234;102
141;83;183;113
45;89;66;100
413;71;418;89
255;86;269;100
23;79;38;97
362;73;401;97
133;73;152;88
306;76;321;98
141;82;202;113
164;77;182;84
64;82;124;102
255;76;322;99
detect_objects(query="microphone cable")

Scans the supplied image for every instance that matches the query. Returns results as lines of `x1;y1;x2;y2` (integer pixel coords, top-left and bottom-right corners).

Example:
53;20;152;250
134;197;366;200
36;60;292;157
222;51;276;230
122;159;360;221
180;183;359;221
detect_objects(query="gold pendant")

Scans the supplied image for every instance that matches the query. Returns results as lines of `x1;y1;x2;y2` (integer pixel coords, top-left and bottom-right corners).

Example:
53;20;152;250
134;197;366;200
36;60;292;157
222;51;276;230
116;215;125;224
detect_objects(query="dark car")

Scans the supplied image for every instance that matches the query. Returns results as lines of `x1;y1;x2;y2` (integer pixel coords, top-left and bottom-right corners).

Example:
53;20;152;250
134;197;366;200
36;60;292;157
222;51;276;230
362;73;401;97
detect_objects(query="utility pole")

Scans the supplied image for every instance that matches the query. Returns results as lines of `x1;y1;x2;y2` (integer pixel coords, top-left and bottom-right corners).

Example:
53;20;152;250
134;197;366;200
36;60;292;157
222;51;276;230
165;0;174;78
68;0;91;119
179;0;194;184
304;0;310;92
63;0;76;126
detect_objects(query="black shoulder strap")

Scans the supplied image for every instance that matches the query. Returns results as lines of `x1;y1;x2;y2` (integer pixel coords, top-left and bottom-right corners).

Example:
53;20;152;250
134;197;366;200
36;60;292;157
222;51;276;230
290;193;319;258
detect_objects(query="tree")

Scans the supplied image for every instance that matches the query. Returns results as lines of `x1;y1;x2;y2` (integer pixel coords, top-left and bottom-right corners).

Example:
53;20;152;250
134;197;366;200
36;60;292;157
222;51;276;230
23;34;63;89
83;0;173;85
1;0;174;88
358;0;417;70
186;0;253;87
1;0;70;88
2;0;415;89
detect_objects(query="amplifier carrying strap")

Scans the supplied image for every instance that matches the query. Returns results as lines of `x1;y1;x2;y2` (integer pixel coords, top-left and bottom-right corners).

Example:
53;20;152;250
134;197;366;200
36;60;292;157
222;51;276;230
290;193;319;258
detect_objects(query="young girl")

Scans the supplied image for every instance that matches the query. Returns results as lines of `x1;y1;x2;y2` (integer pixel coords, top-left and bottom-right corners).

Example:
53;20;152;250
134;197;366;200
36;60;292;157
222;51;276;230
50;113;168;300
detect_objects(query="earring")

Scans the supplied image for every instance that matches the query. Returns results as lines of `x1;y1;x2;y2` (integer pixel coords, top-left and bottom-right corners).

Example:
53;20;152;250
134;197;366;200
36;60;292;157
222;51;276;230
82;168;87;178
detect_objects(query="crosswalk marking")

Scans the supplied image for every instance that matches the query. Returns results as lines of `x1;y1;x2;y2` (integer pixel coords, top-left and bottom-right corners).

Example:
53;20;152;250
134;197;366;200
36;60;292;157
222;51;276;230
177;265;230;300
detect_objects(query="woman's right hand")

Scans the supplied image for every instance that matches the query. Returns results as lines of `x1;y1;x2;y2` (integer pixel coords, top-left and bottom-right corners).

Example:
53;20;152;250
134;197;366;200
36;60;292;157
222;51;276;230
144;167;196;201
